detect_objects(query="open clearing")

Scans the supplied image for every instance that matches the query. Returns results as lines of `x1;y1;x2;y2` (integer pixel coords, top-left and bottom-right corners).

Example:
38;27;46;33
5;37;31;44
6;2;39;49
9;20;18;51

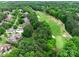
36;11;72;49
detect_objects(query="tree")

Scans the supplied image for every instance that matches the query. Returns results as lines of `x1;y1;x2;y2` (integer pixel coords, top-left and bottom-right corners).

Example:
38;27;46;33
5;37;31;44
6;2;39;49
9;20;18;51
32;21;52;51
71;36;79;56
71;36;79;47
2;22;12;29
12;8;19;17
65;17;79;36
0;12;6;22
24;6;39;29
72;27;79;36
0;27;5;35
18;18;24;24
36;21;52;39
57;40;78;57
18;38;34;50
13;25;18;29
47;39;56;57
24;51;35;57
23;6;33;13
3;48;23;57
22;25;33;37
34;51;47;57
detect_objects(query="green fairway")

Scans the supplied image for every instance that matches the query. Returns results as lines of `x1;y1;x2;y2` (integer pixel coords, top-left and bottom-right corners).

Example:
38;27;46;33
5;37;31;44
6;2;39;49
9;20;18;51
56;36;64;49
36;11;62;35
36;11;68;49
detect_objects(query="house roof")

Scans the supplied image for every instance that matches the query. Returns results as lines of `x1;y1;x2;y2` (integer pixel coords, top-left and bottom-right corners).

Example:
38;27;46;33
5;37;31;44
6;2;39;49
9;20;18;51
5;14;12;21
8;33;22;43
0;44;11;52
23;17;30;24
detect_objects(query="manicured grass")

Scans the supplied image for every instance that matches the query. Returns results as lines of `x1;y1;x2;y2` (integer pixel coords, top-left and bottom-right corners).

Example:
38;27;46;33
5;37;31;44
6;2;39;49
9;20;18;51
56;36;65;49
36;11;62;36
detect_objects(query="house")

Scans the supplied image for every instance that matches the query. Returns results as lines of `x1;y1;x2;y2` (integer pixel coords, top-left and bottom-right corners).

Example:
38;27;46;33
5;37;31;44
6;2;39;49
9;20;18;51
3;11;10;14
23;12;28;17
16;27;23;34
23;17;30;24
0;44;11;53
8;34;17;43
8;33;22;43
15;33;22;39
4;14;12;21
6;28;16;33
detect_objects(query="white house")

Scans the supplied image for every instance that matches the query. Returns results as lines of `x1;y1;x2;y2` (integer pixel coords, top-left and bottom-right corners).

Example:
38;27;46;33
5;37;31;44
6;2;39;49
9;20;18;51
8;33;22;43
16;27;23;34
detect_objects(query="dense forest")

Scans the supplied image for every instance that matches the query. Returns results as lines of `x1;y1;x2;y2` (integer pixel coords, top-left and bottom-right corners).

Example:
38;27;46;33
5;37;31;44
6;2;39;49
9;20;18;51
0;1;79;57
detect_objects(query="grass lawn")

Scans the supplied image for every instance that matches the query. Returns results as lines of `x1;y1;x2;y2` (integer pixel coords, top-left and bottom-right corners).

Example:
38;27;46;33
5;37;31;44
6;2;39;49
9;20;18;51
0;35;7;45
36;11;61;35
